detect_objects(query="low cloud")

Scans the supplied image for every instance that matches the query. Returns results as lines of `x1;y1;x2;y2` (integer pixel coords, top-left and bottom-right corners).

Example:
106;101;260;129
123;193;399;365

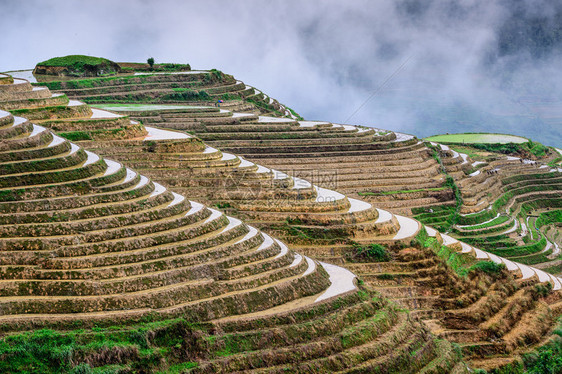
1;0;560;145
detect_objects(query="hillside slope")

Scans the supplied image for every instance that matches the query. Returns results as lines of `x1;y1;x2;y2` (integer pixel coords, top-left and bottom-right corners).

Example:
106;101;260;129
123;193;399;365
0;72;468;373
3;65;562;371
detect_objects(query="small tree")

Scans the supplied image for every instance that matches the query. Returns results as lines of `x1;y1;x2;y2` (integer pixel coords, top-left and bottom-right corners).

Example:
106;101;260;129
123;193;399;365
147;57;155;69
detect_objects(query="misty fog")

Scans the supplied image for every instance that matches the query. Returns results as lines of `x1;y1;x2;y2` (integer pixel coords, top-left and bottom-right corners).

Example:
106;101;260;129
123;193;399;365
1;0;560;145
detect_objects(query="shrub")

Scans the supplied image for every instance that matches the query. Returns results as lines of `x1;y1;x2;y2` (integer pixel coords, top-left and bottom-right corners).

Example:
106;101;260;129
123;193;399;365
347;243;392;262
59;131;93;141
159;63;191;71
534;283;553;298
468;261;505;275
523;333;562;374
210;68;223;80
70;363;93;374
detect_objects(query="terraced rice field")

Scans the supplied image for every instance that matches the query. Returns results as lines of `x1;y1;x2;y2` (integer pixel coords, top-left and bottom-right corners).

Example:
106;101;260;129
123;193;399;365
426;133;529;144
93;103;209;111
2;65;562;373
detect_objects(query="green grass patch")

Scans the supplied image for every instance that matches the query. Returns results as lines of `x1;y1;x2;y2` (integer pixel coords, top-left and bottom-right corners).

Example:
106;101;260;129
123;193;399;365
58;131;93;141
286;106;304;121
156;362;198;373
247;97;284;117
458;215;510;231
511;247;554;265
448;145;487;161
425;238;475;277
0;319;207;374
38;55;115;68
412;204;455;215
548;156;562;167
457;209;498;226
36;55;120;78
427;134;552;160
490;237;547;257
466;260;506;275
536;210;562;228
425;132;528;144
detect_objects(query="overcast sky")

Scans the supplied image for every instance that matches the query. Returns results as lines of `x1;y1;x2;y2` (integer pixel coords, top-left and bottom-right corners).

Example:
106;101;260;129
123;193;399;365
1;0;561;145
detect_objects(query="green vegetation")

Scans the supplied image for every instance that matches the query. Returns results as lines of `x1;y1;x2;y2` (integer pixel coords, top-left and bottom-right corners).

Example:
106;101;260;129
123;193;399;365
346;243;392;262
511;247;554;265
485;237;546;258
35;55;121;77
0;287;386;373
34;70;205;91
457;215;510;231
548;156;562;167
427;133;550;159
465;140;550;159
466;260;505;275
36;74;147;90
457;179;562;232
37;55;115;68
444;174;463;228
57;125;143;141
286;106;304;121
210;69;222;81
59;131;93;141
423;237;474;277
161;89;210;101
120;63;191;73
247;97;284;117
426;132;528;144
214;202;232;209
412;144;463;232
413;205;457;232
35;57;192;77
8;55;561;373
422;236;506;277
526;141;550;158
454;180;562;253
156;63;191;72
448;145;487;161
471;142;531;155
536;209;562;228
458;209;498;226
498;209;562;264
493;318;562;374
543;262;562;275
504;172;562;185
0;319;202;373
220;93;242;101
